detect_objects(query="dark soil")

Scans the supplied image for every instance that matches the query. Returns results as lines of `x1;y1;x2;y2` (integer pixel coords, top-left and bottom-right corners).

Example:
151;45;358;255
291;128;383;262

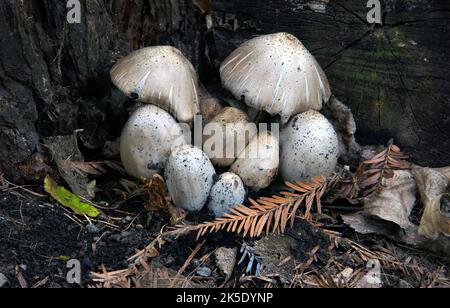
0;183;448;288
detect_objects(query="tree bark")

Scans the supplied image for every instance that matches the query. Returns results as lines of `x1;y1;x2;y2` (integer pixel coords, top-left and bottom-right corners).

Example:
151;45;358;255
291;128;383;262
0;0;209;182
1;0;449;182
211;0;450;167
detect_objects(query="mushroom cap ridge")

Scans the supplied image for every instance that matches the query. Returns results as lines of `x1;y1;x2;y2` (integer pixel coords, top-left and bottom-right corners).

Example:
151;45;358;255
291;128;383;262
111;46;200;123
220;32;331;124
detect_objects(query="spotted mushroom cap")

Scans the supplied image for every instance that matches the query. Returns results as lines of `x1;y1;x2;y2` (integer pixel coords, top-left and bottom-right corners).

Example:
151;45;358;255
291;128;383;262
220;33;331;124
165;145;216;212
280;110;338;182
207;172;246;218
120;105;186;179
111;46;201;123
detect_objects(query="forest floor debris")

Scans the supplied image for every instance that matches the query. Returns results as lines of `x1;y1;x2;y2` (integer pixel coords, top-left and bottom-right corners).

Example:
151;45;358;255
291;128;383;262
0;144;449;288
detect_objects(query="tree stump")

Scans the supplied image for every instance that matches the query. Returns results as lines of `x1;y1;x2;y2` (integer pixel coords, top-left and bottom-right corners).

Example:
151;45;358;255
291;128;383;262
1;0;449;182
0;0;209;181
211;0;450;166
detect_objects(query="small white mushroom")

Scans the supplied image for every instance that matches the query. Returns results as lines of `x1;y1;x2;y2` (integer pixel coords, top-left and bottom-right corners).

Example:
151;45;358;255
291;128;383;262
220;32;331;124
207;172;246;218
111;46;201;122
165;145;216;212
280;110;339;182
231;131;279;191
120;105;186;179
203;107;257;167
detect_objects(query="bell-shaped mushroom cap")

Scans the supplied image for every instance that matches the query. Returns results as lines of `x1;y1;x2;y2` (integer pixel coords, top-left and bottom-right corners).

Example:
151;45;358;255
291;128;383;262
120;105;186;179
220;33;331;124
111;46;200;123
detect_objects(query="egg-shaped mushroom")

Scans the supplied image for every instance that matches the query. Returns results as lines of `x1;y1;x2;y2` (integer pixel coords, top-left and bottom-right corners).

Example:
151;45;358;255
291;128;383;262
165;145;216;212
111;46;200;123
203;107;257;167
120;105;186;179
231;131;279;191
280;110;338;182
207;172;246;218
220;32;331;124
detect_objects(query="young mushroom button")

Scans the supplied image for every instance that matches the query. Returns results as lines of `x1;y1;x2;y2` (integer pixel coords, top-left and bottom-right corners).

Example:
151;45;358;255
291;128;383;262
120;105;186;179
165;145;216;212
280;110;339;182
203;107;257;168
207;172;246;218
231;131;280;191
220;32;331;124
111;46;201;123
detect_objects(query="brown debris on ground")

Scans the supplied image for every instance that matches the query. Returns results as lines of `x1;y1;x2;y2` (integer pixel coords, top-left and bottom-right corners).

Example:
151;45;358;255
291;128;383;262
0;143;449;289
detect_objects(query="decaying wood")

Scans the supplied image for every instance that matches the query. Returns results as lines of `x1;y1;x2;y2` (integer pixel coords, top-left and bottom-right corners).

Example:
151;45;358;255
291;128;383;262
1;0;449;182
0;0;209;181
210;0;450;167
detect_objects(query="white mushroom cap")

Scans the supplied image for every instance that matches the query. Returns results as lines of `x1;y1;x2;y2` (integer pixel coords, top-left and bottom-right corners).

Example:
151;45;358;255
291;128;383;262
203;107;257;167
120;105;186;179
111;46;201;123
207;172;246;218
231;131;279;191
220;33;331;124
280;110;338;182
165;145;216;212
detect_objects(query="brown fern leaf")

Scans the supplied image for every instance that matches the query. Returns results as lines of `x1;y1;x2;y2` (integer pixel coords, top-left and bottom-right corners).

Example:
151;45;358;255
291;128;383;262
188;175;328;240
143;175;186;225
359;143;410;197
336;143;411;200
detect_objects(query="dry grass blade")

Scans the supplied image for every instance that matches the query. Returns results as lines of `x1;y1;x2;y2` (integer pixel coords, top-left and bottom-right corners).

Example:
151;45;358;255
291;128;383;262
182;176;329;240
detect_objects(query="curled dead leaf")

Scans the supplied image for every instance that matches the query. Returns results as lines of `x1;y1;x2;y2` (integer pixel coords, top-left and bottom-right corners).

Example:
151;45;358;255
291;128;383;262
419;194;450;240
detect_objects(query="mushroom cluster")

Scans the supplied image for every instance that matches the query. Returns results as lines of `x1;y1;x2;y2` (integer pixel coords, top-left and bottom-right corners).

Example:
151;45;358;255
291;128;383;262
113;33;341;217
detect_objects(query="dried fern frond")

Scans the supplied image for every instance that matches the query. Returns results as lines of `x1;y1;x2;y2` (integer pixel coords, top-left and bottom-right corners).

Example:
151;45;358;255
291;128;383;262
185;175;329;240
59;160;125;176
143;175;186;225
359;143;410;197
336;143;411;200
143;174;171;211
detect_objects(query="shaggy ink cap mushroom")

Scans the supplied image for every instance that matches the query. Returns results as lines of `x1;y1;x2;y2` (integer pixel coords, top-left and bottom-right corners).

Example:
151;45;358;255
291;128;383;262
165;145;216;212
220;33;331;124
111;46;201;123
280;110;338;182
207;172;246;218
120;105;186;179
203;107;257;167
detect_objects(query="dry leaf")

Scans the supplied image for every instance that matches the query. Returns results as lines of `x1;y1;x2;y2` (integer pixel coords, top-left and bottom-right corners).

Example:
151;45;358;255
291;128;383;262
364;170;416;229
418;194;450;240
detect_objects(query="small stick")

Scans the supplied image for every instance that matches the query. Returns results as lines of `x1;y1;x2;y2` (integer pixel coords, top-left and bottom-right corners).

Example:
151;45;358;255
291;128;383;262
178;240;206;276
